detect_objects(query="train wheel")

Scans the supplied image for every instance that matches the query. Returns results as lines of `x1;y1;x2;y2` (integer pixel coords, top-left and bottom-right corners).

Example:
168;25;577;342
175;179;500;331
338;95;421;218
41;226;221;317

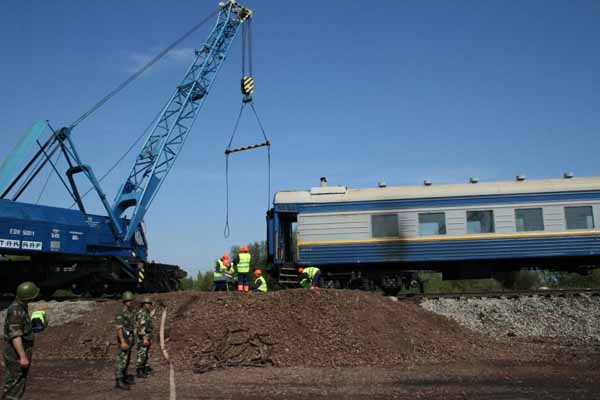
71;282;88;296
89;286;104;298
40;287;56;298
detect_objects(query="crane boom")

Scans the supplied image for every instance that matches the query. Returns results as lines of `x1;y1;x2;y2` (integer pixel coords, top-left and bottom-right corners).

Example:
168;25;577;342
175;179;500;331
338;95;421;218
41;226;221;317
112;0;252;242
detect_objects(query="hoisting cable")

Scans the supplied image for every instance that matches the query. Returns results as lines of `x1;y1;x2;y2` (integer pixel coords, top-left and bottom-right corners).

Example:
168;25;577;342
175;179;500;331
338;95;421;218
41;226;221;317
12;139;62;202
69;9;219;128
223;19;271;238
35;142;76;205
38;122;79;205
68;109;163;209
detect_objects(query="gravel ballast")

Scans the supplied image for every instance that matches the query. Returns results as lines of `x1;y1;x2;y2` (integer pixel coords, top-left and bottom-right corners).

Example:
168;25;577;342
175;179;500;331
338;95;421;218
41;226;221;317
420;294;600;345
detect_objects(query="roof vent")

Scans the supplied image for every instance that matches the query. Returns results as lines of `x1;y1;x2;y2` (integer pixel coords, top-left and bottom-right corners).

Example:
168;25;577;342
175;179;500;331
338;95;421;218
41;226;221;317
320;177;328;187
423;180;432;186
378;181;387;188
469;177;479;184
563;172;574;179
516;175;526;182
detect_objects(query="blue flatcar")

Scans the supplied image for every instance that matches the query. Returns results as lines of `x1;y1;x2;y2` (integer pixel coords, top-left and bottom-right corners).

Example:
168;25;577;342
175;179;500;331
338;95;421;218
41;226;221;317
267;176;600;292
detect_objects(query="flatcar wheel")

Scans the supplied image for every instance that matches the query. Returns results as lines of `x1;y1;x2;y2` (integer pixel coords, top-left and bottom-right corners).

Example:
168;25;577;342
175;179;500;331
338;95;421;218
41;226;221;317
40;287;56;298
71;282;89;296
89;286;104;298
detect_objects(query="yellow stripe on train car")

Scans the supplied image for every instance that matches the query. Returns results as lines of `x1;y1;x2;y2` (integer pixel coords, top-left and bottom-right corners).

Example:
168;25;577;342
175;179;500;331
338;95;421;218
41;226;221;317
298;229;600;247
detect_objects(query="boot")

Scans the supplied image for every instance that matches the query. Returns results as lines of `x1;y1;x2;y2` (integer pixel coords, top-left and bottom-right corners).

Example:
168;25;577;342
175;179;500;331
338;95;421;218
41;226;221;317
125;374;136;385
137;368;148;378
115;378;130;391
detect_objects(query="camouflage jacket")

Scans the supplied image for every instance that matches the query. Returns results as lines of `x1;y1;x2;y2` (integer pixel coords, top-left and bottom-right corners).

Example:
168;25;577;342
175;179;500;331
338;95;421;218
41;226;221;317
135;308;153;339
115;305;135;340
3;300;33;345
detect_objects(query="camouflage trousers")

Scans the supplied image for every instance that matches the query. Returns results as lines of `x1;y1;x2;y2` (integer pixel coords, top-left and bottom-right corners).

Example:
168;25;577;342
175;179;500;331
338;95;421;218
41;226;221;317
115;337;134;379
2;345;33;400
135;336;151;369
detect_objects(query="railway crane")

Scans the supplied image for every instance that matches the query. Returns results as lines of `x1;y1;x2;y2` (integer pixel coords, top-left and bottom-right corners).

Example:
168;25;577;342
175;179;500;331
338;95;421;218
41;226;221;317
0;0;254;296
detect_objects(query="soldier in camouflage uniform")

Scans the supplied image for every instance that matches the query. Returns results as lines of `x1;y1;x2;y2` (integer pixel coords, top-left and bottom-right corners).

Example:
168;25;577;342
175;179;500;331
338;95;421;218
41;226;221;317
114;291;136;390
135;296;154;378
2;281;39;400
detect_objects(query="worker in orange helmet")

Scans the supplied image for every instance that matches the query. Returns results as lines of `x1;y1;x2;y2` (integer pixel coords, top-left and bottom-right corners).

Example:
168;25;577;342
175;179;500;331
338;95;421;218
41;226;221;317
298;266;321;290
252;269;268;293
31;306;48;333
235;246;251;292
213;253;233;291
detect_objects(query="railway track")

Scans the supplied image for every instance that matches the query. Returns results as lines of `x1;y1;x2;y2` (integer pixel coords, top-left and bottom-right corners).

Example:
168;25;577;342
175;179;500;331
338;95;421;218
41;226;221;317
392;288;600;301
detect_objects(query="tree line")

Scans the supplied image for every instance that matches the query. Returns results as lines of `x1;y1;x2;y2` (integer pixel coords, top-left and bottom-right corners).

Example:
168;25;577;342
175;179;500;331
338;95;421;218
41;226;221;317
179;240;269;291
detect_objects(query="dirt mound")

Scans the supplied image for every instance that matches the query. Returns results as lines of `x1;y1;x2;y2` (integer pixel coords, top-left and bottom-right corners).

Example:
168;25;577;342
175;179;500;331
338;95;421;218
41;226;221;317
32;289;524;369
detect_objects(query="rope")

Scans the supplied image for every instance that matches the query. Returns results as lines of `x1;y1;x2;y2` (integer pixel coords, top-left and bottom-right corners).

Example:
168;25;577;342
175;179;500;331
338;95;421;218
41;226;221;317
160;306;176;400
70;9;219;128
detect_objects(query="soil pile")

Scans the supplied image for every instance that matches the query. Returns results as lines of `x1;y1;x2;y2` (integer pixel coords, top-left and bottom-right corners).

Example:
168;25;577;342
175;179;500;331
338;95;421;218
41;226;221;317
32;289;521;369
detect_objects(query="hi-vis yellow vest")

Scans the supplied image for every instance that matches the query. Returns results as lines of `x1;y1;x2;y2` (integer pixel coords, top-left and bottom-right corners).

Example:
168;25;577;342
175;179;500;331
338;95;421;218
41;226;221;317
254;276;267;292
31;310;46;326
214;259;227;278
237;253;251;273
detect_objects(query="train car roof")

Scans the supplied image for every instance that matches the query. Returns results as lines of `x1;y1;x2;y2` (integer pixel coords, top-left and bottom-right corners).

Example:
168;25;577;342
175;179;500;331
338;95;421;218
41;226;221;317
274;177;600;205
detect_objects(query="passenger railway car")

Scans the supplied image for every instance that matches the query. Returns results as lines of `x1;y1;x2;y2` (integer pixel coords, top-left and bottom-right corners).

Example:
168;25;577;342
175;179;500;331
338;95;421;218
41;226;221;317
267;176;600;292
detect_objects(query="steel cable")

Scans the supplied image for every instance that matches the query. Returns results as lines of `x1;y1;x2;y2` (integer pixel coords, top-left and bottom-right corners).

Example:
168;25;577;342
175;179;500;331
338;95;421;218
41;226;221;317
70;9;219;128
68;110;162;209
223;101;272;238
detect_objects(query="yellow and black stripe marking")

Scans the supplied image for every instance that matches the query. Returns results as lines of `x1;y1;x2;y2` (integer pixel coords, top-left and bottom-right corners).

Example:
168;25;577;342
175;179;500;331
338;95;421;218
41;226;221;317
241;76;254;95
138;265;145;284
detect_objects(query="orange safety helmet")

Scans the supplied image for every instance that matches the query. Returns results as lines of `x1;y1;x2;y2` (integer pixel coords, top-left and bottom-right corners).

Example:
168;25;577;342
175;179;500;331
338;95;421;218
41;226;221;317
222;254;229;260
254;269;262;277
297;267;304;274
240;245;249;253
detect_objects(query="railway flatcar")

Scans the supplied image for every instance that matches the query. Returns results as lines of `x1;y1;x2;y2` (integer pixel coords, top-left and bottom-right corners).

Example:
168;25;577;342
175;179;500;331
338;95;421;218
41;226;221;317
267;176;600;293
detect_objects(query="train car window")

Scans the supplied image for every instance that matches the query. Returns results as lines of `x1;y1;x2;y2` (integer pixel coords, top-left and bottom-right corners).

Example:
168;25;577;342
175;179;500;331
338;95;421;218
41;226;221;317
467;210;495;234
371;214;399;238
565;206;595;230
418;212;446;236
515;208;544;232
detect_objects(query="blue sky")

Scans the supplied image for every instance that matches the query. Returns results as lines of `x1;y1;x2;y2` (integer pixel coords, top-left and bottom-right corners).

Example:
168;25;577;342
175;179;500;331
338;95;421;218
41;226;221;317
1;0;599;275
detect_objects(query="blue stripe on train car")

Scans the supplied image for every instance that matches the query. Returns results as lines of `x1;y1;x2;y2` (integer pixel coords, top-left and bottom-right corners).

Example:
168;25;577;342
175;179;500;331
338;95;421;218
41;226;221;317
298;235;600;265
275;190;600;214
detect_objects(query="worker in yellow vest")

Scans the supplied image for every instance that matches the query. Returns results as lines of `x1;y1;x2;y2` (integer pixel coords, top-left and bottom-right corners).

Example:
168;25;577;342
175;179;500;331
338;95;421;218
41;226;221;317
252;269;268;293
298;266;321;289
213;253;232;291
236;246;251;292
31;306;48;333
